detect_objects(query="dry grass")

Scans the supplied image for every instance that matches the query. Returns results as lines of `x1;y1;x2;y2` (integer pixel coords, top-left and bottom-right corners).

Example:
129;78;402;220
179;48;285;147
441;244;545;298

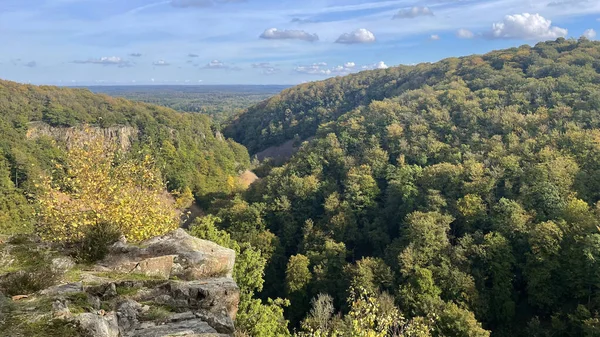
238;170;259;189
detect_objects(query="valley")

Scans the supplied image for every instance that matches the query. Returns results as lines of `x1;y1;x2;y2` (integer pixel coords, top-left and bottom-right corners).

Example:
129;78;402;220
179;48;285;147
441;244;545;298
2;38;600;337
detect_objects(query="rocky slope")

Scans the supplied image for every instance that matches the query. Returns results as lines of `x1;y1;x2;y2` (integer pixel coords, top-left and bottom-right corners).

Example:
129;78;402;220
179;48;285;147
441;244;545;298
0;229;238;337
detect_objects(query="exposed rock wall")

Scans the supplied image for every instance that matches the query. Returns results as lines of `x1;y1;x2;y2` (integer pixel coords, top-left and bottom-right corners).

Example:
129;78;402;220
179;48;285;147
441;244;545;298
26;121;138;151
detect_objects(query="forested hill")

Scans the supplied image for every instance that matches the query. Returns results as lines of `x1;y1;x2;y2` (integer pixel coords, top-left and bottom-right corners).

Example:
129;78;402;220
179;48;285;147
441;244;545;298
207;37;600;336
225;38;600;154
0;79;250;234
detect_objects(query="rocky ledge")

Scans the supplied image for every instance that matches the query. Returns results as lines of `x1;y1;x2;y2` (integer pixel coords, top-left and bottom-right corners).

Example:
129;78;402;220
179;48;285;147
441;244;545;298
0;229;238;337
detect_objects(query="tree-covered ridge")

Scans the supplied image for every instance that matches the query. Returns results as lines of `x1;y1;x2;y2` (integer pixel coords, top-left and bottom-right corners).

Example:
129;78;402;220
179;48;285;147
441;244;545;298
225;38;600;155
213;38;600;336
0;79;250;234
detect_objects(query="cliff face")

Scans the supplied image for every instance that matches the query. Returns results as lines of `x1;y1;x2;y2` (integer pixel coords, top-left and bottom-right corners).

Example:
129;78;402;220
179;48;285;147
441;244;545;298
26;122;138;151
0;230;239;337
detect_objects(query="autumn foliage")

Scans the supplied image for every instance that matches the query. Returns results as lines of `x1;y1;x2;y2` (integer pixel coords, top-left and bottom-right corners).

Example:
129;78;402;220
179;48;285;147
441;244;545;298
35;135;178;243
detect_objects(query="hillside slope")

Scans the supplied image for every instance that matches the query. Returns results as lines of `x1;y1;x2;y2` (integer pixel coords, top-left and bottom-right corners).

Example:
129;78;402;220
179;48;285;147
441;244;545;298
213;38;600;336
0;79;250;234
225;37;600;155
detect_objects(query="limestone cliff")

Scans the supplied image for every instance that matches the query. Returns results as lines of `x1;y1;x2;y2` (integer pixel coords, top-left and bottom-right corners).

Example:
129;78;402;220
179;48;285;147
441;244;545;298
26;121;138;151
0;229;239;337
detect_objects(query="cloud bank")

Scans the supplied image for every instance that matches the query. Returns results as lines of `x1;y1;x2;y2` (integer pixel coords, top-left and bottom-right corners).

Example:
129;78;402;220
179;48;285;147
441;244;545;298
260;28;319;42
73;56;132;67
295;61;386;75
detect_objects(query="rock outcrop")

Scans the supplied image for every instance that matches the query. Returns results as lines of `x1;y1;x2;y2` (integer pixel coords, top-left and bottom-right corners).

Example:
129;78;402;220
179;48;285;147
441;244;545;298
0;230;238;337
26;121;138;151
97;229;236;280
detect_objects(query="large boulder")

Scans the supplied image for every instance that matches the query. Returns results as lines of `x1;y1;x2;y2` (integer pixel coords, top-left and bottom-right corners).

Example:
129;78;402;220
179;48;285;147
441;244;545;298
135;278;239;323
128;318;222;337
98;229;235;280
75;312;120;337
40;282;83;296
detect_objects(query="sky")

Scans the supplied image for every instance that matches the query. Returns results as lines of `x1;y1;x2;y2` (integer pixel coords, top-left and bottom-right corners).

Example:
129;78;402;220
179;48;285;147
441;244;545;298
0;0;599;85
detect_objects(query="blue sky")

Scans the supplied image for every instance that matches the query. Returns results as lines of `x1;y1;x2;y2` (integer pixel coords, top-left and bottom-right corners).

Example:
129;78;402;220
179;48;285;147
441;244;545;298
0;0;599;85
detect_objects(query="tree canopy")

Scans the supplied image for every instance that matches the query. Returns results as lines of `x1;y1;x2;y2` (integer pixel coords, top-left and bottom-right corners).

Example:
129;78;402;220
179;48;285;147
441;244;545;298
214;38;600;337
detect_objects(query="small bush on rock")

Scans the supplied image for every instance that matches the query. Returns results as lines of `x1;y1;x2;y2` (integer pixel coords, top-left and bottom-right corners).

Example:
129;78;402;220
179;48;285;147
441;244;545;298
71;221;121;263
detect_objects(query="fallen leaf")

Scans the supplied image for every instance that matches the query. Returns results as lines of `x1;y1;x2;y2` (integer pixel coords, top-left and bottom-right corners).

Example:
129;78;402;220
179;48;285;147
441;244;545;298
12;295;29;301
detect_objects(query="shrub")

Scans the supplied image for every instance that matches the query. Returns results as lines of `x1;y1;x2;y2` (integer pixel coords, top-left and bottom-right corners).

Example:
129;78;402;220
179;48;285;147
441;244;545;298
71;221;121;263
1;269;58;296
35;136;179;244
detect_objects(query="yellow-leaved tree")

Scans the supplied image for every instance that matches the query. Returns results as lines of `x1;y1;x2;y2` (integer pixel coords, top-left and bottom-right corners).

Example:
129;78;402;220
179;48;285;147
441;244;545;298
36;135;179;243
299;287;433;337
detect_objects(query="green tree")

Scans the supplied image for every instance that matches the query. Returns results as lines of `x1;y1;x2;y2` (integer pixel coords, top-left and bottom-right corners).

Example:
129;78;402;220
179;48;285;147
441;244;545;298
189;215;291;337
286;254;312;293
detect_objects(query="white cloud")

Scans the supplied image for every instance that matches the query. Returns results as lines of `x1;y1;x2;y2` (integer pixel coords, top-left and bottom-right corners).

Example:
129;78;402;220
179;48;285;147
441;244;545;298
336;28;376;44
73;56;131;67
457;29;474;39
362;61;388;70
153;60;170;66
203;60;240;70
260;28;319;42
252;62;272;69
295;63;332;75
262;67;281;75
291;18;318;24
488;13;567;40
296;61;386;76
295;62;354;75
430;34;441;41
331;66;348;74
583;29;597;39
393;6;434;19
204;60;227;69
252;62;281;75
331;62;359;75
